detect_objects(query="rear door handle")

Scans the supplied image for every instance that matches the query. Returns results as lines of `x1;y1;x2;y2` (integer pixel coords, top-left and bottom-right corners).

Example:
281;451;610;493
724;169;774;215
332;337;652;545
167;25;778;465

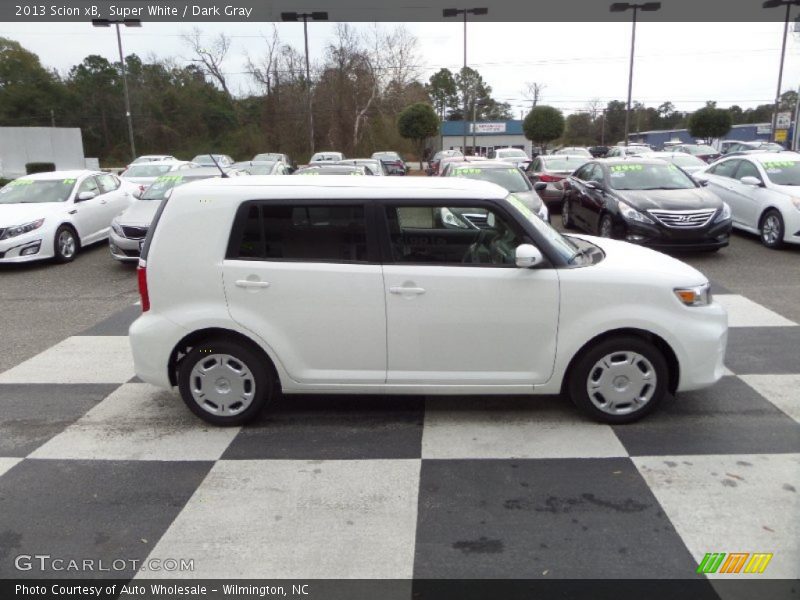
389;286;425;295
235;280;270;289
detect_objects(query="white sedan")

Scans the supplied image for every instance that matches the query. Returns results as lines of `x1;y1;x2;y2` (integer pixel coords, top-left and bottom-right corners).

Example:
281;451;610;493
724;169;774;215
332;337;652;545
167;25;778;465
0;170;137;263
694;152;800;248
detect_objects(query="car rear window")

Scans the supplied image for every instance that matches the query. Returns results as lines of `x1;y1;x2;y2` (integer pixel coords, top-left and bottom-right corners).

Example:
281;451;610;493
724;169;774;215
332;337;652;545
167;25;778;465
228;203;368;262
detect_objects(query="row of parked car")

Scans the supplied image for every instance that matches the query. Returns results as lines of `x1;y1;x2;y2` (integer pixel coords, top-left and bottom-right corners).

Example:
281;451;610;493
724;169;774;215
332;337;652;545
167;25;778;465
0;149;409;265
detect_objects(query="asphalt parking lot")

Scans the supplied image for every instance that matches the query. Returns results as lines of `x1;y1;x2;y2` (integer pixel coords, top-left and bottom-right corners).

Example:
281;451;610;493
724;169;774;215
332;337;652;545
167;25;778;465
0;229;798;590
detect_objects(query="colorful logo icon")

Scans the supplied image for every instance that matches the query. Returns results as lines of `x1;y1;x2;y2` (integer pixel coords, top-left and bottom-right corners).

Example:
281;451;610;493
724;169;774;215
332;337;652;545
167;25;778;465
697;552;773;574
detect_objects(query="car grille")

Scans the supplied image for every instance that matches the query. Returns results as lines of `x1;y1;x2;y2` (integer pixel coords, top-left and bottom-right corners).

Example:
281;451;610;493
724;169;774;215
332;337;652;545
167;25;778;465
121;226;148;239
647;209;716;229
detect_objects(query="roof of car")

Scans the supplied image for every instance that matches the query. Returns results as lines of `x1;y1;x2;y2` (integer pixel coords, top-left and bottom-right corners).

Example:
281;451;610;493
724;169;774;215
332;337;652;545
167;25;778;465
448;160;518;169
16;170;99;180
735;151;799;162
595;157;667;165
172;173;509;200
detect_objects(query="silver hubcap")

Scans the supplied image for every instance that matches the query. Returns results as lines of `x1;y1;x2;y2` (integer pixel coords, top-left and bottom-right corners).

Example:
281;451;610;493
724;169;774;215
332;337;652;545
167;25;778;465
600;218;612;238
762;215;781;244
562;202;570;226
586;351;656;415
189;353;256;416
58;231;76;258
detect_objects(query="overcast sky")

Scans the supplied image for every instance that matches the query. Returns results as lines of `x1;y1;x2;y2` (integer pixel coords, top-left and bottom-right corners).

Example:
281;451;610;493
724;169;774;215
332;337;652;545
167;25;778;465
4;21;799;116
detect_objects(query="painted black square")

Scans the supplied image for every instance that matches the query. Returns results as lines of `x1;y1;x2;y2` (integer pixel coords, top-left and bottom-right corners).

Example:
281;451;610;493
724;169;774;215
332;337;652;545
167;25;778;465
0;384;118;457
0;459;212;578
613;376;800;456
414;457;699;578
222;394;425;460
725;327;800;374
79;304;141;336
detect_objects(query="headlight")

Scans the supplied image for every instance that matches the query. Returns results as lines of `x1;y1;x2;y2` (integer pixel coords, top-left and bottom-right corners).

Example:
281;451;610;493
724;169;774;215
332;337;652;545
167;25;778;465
538;203;549;222
714;202;732;222
791;197;800;212
618;201;654;224
0;218;44;240
674;283;712;307
111;219;124;236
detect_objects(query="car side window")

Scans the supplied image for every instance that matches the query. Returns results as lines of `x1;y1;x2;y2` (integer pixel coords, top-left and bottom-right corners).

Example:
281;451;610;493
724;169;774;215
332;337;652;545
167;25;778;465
97;174;120;193
734;160;762;183
575;164;594;181
385;205;524;266
76;177;99;196
587;164;605;184
709;160;740;179
231;203;368;262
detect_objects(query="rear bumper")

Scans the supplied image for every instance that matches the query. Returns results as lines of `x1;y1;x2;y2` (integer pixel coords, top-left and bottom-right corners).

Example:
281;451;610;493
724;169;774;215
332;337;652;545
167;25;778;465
129;312;188;388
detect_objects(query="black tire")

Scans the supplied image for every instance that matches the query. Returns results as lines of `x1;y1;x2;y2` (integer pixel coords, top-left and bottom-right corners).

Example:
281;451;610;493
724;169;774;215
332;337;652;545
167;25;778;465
53;225;78;263
759;209;785;249
177;337;273;426
567;336;669;424
598;214;614;238
561;199;576;229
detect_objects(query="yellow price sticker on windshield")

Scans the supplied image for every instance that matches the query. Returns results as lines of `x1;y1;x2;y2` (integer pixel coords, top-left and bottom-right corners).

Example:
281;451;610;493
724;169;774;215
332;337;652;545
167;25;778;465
610;164;643;172
10;179;34;186
156;175;183;182
454;167;482;174
62;178;76;184
762;161;797;169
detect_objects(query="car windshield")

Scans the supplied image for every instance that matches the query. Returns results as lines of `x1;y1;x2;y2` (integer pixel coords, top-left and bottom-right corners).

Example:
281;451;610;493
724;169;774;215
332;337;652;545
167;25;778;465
124;164;173;177
140;174;216;200
543;157;584;171
607;162;696;190
449;166;531;193
505;194;577;262
497;149;528;158
670;154;705;167
685;145;716;155
759;159;800;185
0;177;77;204
253;153;282;161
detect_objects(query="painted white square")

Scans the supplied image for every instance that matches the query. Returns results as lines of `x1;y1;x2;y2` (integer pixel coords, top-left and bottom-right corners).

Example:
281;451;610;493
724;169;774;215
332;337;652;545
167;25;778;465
740;375;800;424
140;459;421;578
0;458;22;478
714;295;796;328
422;397;628;459
634;454;800;579
0;336;134;384
29;383;238;461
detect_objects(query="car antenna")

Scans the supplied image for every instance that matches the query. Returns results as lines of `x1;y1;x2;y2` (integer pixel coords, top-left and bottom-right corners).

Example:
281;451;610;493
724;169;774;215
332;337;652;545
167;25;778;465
208;153;228;178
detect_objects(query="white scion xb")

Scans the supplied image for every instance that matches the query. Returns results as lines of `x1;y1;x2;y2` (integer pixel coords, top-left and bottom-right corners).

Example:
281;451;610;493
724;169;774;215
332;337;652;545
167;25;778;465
0;170;136;263
130;176;728;426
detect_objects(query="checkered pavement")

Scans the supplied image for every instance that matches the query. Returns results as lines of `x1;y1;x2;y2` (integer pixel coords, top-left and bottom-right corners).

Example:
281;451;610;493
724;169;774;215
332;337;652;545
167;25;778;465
0;293;797;583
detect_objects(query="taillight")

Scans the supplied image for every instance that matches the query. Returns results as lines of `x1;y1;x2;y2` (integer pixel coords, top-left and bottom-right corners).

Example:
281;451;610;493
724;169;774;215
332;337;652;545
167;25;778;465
137;265;150;312
539;174;564;182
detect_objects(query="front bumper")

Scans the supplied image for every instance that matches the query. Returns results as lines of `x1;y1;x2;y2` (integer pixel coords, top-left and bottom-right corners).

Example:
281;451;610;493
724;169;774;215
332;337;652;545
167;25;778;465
0;232;50;263
109;229;144;262
623;217;732;251
782;207;800;246
675;303;728;392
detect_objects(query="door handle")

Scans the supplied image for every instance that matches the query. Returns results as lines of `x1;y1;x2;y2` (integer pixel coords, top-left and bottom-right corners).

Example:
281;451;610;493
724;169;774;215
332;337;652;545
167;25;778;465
235;280;270;289
389;286;425;295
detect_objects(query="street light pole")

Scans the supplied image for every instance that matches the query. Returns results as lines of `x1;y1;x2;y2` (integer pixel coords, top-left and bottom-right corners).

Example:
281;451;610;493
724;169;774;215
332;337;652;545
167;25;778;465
610;2;660;147
443;7;488;155
763;0;800;144
282;11;328;158
92;18;141;161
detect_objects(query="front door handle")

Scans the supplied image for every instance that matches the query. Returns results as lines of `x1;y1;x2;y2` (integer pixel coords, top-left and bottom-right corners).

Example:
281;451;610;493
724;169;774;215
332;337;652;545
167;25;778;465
235;280;270;289
389;286;425;295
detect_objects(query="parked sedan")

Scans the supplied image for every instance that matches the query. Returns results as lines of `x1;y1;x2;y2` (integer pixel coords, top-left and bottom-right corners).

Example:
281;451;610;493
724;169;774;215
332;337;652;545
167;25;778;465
647;152;707;176
252;152;291;165
338;159;388;175
109;167;230;262
670;144;721;163
561;158;732;251
693;152;800;248
129;154;177;168
488;147;530;167
427;149;464;175
294;164;367;175
120;161;196;194
231;161;290;175
524;154;590;209
308;152;344;165
439;155;488;176
371;151;407;175
190;154;235;168
721;141;784;155
446;161;549;222
605;145;655;158
554;147;592;158
0;170;136;263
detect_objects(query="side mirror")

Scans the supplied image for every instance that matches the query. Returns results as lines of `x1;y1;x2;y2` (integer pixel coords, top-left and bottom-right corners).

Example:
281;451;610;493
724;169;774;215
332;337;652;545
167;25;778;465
533;182;547;192
76;191;96;201
740;176;761;187
515;243;544;268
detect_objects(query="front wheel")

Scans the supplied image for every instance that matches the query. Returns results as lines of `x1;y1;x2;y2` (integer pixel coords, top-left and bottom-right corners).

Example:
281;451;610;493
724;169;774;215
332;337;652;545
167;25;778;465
598;214;614;238
53;225;78;263
760;209;784;249
177;338;273;426
567;336;668;424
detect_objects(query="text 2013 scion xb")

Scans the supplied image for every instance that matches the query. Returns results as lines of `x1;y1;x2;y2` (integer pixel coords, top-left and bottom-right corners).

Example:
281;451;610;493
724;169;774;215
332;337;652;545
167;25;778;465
129;176;728;426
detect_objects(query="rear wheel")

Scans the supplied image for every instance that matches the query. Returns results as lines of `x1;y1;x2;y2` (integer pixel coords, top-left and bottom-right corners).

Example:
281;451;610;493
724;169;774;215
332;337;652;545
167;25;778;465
567;336;668;424
759;209;784;249
177;338;273;426
599;214;614;238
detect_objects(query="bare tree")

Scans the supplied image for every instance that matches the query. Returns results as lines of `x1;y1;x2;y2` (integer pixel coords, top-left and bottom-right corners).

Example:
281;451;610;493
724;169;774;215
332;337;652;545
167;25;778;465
182;27;232;98
522;81;546;111
245;25;280;95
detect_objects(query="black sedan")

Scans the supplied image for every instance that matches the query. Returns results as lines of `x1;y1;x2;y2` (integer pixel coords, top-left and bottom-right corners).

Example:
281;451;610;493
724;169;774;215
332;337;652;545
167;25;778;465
561;158;732;251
